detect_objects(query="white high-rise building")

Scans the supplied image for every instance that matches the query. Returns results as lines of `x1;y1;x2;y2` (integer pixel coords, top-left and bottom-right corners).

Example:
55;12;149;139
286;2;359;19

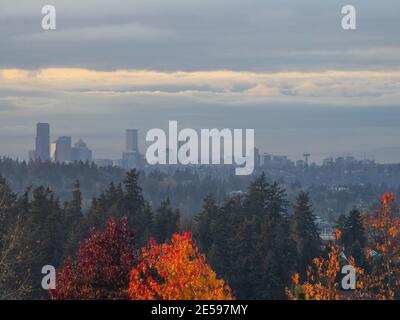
71;139;92;162
54;136;72;163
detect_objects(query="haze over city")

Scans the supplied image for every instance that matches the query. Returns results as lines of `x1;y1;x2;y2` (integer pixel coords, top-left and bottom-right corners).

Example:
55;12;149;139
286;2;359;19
1;0;400;162
3;0;400;304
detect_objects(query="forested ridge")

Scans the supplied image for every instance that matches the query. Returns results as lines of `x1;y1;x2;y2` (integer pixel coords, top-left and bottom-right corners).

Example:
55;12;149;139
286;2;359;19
1;157;396;220
2;165;399;300
0;158;236;215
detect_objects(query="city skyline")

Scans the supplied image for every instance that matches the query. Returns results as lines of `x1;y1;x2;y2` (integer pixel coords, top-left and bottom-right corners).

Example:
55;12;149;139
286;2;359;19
18;122;382;167
1;1;400;303
1;1;400;163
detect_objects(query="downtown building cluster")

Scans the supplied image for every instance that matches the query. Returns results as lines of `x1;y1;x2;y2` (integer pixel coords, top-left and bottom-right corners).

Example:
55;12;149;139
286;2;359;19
29;123;93;163
29;123;143;170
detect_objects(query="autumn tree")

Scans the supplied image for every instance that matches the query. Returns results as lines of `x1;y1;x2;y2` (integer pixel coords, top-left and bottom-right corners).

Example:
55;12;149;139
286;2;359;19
286;230;364;300
50;217;136;300
359;193;400;299
128;232;233;300
288;193;400;300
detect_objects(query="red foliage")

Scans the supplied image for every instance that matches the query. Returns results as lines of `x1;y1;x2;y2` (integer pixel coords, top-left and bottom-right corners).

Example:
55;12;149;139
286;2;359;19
50;218;136;300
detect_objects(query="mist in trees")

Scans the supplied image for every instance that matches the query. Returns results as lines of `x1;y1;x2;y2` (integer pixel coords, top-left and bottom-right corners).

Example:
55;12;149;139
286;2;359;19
0;169;357;300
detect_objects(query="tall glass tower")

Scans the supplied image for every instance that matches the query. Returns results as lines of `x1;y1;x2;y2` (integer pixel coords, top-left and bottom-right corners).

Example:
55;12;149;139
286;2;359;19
126;129;138;153
35;123;50;161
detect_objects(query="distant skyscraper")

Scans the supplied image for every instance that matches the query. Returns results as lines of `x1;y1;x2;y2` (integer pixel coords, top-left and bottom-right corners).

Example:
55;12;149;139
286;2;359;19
263;153;272;166
28;150;36;161
123;151;138;169
54;136;72;163
254;148;261;167
71;139;92;162
123;129;140;169
35;123;50;161
126;129;138;153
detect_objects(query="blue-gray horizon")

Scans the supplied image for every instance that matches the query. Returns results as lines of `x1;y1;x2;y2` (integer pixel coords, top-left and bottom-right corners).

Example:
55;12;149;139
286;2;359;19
1;0;400;163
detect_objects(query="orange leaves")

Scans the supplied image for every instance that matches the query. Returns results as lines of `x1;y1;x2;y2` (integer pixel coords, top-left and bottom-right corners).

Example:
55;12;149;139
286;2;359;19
288;192;400;300
291;273;300;286
359;192;400;300
287;240;364;300
129;232;234;300
334;229;342;241
381;192;395;207
52;218;234;300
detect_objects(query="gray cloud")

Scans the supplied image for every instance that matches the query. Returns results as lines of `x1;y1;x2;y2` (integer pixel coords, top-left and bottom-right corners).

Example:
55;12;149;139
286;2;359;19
1;1;400;162
1;0;399;70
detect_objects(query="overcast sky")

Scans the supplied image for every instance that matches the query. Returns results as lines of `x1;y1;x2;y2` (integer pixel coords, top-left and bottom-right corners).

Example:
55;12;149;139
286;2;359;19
1;0;400;162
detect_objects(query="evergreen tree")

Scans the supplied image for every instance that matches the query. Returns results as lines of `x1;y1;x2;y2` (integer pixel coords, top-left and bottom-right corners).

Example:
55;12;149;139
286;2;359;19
342;208;367;268
243;172;269;219
228;215;259;299
132;202;153;248
86;197;106;231
153;198;180;243
24;186;64;298
209;196;241;279
195;193;219;254
123;169;145;213
291;191;321;276
122;169;152;245
0;176;32;299
344;208;366;249
195;175;297;299
336;214;347;240
105;182;124;218
64;181;85;258
257;182;296;299
85;170;153;247
0;176;17;229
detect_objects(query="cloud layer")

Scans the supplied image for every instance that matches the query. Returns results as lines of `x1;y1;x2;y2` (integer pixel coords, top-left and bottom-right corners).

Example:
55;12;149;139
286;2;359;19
1;1;400;162
1;0;400;71
2;68;400;106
